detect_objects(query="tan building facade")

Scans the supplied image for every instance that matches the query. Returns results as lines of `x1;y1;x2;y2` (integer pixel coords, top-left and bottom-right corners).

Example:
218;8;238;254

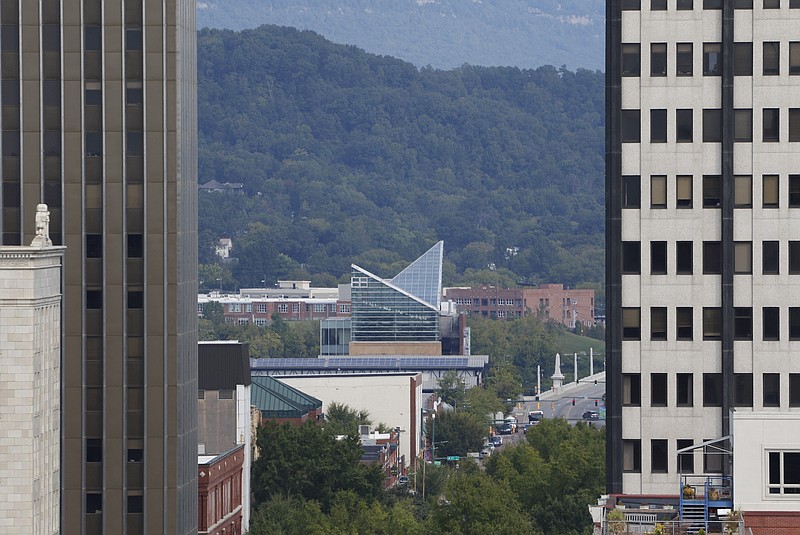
0;1;198;533
0;242;64;535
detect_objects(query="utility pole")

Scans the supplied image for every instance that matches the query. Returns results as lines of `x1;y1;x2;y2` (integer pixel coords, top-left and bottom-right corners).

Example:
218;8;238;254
590;347;594;376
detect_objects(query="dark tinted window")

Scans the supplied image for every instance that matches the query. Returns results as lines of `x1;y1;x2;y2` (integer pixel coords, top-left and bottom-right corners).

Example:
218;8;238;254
651;373;668;405
735;307;753;341
651;241;667;275
763;241;779;274
676;109;693;142
703;373;722;406
734;373;753;407
651;109;667;143
677;242;693;275
703;109;722;142
622;176;641;208
622;110;641;143
703;43;722;75
622;242;641;274
651;43;667;76
734;43;753;76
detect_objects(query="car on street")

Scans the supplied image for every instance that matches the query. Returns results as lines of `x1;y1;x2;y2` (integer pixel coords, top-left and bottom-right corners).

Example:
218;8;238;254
497;422;514;435
504;416;518;432
582;410;600;420
490;436;503;447
523;423;534;434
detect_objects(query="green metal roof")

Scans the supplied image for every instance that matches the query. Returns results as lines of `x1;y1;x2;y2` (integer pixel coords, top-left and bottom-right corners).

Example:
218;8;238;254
250;376;322;419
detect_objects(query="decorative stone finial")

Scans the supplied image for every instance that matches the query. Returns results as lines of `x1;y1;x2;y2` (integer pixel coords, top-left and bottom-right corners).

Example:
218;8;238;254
30;204;52;247
551;352;565;390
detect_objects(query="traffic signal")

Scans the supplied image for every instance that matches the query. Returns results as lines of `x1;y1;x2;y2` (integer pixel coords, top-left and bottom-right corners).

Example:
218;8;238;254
595;399;598;406
572;399;575;406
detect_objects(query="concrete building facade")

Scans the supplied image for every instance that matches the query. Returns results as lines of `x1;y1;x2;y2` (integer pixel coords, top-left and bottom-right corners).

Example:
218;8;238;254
0;1;199;532
276;373;424;464
606;0;800;499
0;240;64;535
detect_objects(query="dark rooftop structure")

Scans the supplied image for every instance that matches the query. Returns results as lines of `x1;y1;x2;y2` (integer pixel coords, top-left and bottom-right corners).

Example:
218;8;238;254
250;376;322;421
198;341;251;390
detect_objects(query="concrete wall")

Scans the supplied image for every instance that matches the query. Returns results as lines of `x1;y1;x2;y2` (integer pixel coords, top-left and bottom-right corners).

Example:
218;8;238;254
277;374;423;462
0;246;64;535
732;412;800;513
349;341;442;356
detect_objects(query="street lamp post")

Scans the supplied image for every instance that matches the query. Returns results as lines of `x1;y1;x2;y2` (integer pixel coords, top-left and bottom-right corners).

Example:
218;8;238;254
431;413;436;464
574;352;578;384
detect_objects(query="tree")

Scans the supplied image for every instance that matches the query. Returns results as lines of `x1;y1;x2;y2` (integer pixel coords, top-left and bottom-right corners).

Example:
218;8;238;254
201;300;225;326
436;370;466;408
486;360;523;407
251;421;384;510
428;470;537;535
425;411;486;458
249;495;331;535
322;402;373;436
462;385;504;422
482;418;607;535
197;25;606;294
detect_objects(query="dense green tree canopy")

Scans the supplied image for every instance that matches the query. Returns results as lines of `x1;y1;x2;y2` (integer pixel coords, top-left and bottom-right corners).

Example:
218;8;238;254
251;421;385;510
486;418;606;535
198;25;604;288
249;416;604;534
424;410;486;458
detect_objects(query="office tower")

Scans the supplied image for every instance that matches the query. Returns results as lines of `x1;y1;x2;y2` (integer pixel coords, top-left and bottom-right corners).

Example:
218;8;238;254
0;0;198;533
607;0;800;495
0;224;63;535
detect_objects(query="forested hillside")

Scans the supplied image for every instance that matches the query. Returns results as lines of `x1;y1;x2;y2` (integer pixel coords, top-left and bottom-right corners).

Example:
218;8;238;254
198;25;604;290
196;0;605;71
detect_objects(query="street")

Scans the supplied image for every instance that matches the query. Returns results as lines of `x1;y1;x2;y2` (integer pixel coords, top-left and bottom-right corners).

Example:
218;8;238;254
511;380;606;429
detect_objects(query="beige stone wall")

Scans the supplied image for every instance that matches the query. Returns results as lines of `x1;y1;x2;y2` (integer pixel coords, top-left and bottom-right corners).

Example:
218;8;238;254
0;247;63;535
349;341;442;355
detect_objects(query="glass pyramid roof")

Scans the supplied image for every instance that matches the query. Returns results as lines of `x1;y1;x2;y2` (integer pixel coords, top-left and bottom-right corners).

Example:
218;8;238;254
390;241;443;309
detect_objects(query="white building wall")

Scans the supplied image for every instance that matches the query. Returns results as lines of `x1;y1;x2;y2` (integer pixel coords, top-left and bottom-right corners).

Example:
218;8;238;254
277;374;423;464
236;384;252;532
0;246;63;535
732;412;800;512
619;4;800;495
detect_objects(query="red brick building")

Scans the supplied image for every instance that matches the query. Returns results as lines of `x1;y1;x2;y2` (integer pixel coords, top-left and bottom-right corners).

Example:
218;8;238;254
198;445;244;535
745;512;800;535
444;283;595;328
197;295;342;325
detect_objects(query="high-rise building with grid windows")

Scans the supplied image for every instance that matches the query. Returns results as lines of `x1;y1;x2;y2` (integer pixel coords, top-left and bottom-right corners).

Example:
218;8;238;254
607;0;800;499
0;0;198;533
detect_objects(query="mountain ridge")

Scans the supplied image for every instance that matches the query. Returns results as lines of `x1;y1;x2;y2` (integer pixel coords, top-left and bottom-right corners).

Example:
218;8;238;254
197;25;605;290
196;0;605;71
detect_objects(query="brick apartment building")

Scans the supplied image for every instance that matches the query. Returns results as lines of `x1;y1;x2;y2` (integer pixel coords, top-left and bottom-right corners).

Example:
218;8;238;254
444;284;595;328
198;445;245;535
198;294;346;325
